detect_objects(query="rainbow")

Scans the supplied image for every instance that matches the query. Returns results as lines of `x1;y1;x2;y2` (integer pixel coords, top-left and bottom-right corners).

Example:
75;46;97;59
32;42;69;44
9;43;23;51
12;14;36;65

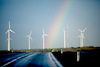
46;0;72;48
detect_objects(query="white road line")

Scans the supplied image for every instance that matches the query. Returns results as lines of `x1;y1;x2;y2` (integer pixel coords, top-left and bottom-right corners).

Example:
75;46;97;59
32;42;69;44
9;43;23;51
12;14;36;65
0;53;26;63
49;52;56;67
1;53;32;67
50;52;63;67
13;53;37;66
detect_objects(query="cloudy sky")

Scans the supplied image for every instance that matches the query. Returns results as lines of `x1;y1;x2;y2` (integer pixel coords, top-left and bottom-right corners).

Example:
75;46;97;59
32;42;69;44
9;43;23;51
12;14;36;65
0;0;100;50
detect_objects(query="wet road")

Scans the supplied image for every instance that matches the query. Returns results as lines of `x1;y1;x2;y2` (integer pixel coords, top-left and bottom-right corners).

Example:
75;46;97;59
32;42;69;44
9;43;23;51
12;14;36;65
0;52;63;67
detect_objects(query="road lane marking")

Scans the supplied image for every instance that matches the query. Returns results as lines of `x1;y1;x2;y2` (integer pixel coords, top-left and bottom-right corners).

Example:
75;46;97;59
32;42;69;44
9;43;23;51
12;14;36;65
0;53;27;63
48;52;56;67
13;53;38;66
1;53;32;67
50;52;63;67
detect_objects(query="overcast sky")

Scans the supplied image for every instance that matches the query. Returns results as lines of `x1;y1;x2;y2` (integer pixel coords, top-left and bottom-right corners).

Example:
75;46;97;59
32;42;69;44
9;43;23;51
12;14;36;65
0;0;100;50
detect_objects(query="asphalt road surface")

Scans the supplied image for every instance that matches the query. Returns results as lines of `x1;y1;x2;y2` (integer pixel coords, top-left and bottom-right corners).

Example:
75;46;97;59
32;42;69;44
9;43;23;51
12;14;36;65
0;52;63;67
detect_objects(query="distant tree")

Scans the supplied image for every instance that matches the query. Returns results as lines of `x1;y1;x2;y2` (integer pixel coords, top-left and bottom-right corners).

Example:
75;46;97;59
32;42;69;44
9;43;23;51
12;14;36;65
78;47;80;48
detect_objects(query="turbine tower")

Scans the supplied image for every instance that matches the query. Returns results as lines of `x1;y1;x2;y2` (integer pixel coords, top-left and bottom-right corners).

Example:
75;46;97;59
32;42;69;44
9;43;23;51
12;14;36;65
78;28;87;47
63;29;66;48
42;29;48;49
26;31;32;50
5;21;15;51
63;24;69;48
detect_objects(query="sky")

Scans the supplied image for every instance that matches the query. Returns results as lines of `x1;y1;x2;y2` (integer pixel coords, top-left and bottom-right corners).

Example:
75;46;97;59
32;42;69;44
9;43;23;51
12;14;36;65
0;0;100;50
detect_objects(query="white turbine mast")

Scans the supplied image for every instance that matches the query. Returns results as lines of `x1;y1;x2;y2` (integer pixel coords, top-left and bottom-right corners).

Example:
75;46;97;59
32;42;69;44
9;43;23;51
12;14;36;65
42;29;48;49
63;23;69;48
26;31;32;50
63;29;66;48
77;28;87;47
5;21;15;51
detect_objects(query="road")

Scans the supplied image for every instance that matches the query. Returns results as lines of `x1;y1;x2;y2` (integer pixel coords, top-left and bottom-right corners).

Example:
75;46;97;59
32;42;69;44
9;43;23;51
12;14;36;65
0;52;63;67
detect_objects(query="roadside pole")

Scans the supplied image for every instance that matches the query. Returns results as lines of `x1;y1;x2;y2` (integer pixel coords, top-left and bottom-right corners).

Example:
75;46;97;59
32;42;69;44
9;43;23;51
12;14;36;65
77;51;80;62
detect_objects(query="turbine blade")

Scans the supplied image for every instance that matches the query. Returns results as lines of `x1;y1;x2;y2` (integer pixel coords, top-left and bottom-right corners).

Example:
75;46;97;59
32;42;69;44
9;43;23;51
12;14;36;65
6;38;12;41
10;29;15;34
5;30;9;34
41;35;44;38
44;34;48;36
6;38;8;41
9;21;10;29
30;37;32;40
83;28;87;32
42;28;44;34
26;35;29;37
30;31;32;35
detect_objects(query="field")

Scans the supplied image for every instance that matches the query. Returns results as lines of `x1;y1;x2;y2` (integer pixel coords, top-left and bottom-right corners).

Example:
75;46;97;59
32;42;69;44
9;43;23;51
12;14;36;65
0;47;100;66
53;47;100;66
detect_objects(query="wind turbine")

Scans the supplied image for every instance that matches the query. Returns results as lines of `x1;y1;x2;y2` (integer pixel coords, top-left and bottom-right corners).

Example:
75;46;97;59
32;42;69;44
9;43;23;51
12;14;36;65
77;28;87;47
26;31;32;50
42;29;48;49
5;21;15;51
